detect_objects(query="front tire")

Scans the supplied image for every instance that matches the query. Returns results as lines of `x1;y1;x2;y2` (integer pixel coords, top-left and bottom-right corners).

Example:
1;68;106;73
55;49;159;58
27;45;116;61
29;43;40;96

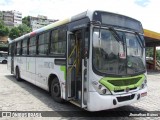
51;78;64;103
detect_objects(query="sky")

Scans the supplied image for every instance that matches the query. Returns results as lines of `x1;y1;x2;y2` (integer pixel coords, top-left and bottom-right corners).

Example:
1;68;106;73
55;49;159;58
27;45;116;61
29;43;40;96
0;0;160;33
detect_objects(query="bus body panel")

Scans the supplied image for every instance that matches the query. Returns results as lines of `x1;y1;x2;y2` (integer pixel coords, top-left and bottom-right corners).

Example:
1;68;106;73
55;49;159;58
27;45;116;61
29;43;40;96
35;57;66;92
7;56;11;71
13;56;66;98
87;87;147;111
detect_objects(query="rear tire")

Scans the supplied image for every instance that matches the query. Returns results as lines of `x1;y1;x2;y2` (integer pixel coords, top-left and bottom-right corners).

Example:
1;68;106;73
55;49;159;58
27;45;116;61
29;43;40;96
51;78;64;103
16;67;22;81
2;60;7;64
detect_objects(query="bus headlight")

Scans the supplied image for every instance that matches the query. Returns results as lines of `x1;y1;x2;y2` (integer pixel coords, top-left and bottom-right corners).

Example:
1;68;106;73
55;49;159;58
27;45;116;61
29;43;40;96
92;81;111;95
139;79;147;90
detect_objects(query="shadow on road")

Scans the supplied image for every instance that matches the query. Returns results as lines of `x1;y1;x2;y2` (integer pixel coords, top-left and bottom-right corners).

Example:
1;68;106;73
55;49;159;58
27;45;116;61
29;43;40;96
147;71;160;75
5;75;148;119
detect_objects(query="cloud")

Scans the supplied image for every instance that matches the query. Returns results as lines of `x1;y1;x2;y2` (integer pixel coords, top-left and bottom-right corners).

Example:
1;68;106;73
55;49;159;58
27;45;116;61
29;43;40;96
0;0;160;32
135;0;150;7
0;0;13;6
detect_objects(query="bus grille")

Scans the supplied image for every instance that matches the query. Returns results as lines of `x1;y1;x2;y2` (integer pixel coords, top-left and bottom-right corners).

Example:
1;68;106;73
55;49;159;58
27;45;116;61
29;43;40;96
117;94;135;102
114;87;137;93
108;77;141;86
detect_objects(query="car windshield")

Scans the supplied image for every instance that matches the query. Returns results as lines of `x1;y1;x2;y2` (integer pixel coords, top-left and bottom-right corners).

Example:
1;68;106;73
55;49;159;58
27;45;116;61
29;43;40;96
92;28;145;76
0;53;7;57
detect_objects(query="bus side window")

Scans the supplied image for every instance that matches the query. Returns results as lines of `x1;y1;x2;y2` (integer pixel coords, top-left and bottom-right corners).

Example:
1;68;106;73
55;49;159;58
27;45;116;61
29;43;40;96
38;32;50;55
84;30;89;58
29;36;37;55
8;45;11;56
22;39;28;56
15;43;17;55
16;41;22;56
50;27;66;56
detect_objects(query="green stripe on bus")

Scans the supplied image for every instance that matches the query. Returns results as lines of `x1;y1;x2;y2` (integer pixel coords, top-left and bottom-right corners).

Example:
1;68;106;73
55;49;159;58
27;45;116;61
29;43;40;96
60;66;66;80
99;74;145;91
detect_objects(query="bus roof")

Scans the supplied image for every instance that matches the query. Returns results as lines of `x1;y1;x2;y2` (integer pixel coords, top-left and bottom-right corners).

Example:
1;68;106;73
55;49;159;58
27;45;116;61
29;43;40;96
12;10;141;43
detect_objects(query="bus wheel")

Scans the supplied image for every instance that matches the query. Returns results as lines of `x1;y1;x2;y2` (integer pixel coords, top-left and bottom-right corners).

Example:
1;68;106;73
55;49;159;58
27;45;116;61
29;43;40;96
51;78;64;103
16;67;22;81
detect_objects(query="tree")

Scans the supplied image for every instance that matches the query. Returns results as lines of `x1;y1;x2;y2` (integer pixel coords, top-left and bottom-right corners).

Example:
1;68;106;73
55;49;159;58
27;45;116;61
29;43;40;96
9;27;20;40
22;16;30;27
18;24;31;36
157;50;160;60
146;47;160;60
146;47;153;57
0;20;9;36
9;24;31;40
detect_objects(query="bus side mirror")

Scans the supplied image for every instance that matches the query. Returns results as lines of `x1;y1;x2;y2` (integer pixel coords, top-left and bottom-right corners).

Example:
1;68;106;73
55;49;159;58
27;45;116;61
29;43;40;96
93;31;101;48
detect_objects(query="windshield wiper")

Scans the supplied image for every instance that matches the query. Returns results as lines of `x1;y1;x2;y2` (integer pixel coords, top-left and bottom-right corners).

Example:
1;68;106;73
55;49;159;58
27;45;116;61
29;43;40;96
108;27;125;55
135;32;145;48
108;27;122;42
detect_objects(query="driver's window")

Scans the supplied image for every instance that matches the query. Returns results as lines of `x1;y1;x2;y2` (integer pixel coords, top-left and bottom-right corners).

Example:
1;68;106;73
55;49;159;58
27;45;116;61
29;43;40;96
126;33;142;56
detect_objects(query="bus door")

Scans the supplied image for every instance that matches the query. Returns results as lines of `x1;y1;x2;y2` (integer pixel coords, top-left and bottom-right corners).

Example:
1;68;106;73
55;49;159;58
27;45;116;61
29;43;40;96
11;43;15;74
66;29;87;108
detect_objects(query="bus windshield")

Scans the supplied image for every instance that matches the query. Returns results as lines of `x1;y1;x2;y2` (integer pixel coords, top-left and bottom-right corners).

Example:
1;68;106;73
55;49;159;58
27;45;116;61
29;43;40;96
93;28;145;76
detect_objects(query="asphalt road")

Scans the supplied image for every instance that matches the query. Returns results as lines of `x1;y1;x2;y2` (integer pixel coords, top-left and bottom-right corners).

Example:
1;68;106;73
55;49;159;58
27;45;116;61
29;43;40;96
0;64;160;120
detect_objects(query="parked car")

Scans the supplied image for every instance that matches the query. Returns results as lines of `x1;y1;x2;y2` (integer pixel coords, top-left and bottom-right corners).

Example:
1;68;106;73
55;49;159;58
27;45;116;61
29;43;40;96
0;51;8;64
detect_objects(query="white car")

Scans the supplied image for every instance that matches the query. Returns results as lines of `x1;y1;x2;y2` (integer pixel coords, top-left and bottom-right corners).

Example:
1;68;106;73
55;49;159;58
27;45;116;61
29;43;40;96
0;51;8;64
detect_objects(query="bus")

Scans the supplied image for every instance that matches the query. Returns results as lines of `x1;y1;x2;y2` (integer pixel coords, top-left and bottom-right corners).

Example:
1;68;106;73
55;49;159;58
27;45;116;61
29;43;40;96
0;51;8;64
8;10;147;111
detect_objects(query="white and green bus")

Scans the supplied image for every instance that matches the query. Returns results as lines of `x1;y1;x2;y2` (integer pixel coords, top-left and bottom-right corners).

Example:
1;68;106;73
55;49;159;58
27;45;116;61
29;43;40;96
8;10;147;111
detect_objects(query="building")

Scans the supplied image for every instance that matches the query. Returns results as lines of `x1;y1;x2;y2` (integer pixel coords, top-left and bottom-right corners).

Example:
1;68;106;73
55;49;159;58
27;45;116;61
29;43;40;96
30;15;58;31
144;29;160;71
12;10;22;27
0;10;22;51
0;11;14;28
0;11;3;20
0;10;22;28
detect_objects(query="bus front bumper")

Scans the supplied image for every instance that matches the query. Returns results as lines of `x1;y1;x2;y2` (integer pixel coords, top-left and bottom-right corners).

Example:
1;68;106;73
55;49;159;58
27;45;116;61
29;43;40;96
87;87;147;111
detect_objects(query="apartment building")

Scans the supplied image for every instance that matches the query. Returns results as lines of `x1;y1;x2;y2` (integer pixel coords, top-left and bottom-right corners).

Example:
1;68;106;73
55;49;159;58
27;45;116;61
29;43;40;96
12;10;22;27
30;15;58;31
0;10;22;28
0;11;14;27
0;10;22;51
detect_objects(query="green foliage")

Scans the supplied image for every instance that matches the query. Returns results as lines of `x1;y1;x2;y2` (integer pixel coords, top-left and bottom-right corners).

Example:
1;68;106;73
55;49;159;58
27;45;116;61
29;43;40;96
9;27;20;40
157;50;160;60
0;20;9;36
0;16;32;40
9;23;31;40
22;16;30;27
18;24;31;36
146;47;160;60
146;47;153;57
